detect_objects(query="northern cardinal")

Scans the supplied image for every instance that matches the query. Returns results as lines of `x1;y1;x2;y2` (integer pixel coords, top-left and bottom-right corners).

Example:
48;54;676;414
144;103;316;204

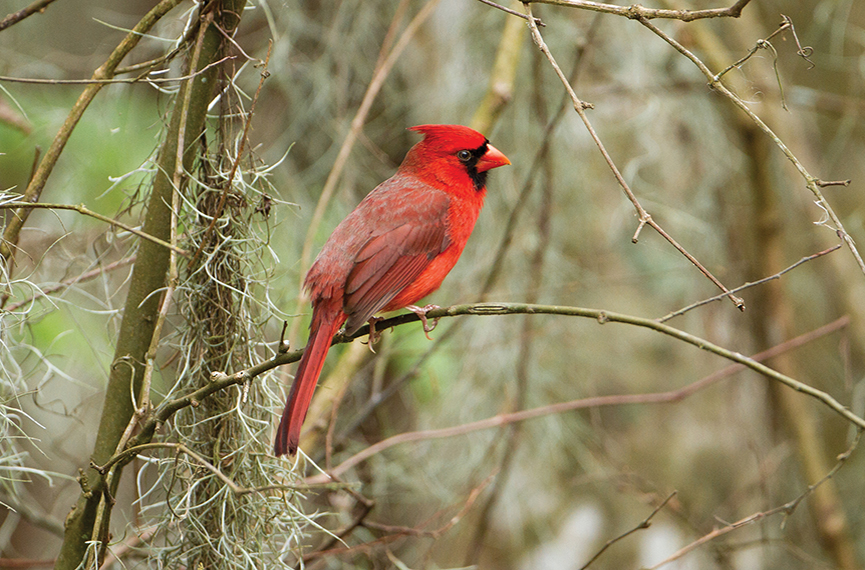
274;125;510;456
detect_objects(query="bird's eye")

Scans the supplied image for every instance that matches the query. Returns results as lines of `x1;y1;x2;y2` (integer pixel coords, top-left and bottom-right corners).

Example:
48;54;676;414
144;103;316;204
457;150;472;162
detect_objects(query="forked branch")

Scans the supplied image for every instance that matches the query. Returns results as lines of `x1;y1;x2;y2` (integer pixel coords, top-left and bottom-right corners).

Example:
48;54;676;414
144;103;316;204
522;2;745;310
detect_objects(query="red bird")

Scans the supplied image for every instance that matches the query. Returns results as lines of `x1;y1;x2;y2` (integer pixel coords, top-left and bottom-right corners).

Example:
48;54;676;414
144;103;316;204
274;125;510;456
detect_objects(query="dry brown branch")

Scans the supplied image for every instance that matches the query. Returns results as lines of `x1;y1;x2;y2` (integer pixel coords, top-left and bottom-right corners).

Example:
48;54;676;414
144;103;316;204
713;15;800;82
304;314;851;483
580;491;677;570
636;16;865;275
816;179;852;188
0;0;186;264
646;431;861;569
0;201;188;256
475;0;544;26
659;244;842;322
0;56;234;85
0;0;60;32
522;3;745;310
528;0;751;21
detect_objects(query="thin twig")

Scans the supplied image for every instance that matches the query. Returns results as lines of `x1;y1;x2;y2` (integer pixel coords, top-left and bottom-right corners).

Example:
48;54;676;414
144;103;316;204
713;17;791;80
816;179;851;188
0;57;234;85
475;0;544;25
300;313;854;483
637;16;865;275
579;491;677;570
779;430;861;529
659;244;841;322
646;430;861;569
0;0;60;32
523;3;744;309
781;13;814;68
0;201;188;256
528;0;751;22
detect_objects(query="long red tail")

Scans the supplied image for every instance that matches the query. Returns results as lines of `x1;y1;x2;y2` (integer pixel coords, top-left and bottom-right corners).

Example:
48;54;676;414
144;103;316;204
274;308;344;456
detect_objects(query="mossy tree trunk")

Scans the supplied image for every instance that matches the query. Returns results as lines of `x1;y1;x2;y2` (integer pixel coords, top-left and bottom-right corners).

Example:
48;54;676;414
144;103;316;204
54;2;245;568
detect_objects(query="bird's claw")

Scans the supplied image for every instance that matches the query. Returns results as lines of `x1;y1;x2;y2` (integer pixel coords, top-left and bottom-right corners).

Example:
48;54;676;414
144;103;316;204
366;316;383;352
406;304;441;340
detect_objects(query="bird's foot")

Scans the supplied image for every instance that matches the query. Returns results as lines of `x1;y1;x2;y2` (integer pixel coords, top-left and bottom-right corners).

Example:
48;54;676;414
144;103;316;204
366;316;384;352
406;304;441;340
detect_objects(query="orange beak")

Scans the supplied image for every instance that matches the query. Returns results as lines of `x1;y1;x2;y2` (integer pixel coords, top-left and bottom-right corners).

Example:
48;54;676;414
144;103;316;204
476;143;511;173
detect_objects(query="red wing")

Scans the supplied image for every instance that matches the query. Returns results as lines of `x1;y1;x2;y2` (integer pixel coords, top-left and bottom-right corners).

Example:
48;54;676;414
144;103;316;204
343;219;450;335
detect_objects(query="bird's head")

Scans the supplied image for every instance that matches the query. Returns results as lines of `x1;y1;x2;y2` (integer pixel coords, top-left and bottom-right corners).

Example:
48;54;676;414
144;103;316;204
401;124;510;195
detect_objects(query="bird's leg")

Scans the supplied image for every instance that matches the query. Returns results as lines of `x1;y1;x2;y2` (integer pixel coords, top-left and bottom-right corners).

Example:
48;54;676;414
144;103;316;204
366;316;384;352
406;304;441;340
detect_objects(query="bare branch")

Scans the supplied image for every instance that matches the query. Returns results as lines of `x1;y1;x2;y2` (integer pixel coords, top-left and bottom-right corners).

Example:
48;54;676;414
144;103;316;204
0;56;234;85
522;3;744;309
295;312;856;482
130;303;854;475
475;0;544;26
637;16;865;275
527;0;751;22
579;492;677;570
0;201;188;256
659;244;842;322
0;0;187;263
646;431;861;569
0;0;61;32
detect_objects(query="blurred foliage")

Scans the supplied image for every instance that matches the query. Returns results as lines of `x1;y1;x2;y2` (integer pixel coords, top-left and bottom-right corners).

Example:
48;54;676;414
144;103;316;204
1;0;865;568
